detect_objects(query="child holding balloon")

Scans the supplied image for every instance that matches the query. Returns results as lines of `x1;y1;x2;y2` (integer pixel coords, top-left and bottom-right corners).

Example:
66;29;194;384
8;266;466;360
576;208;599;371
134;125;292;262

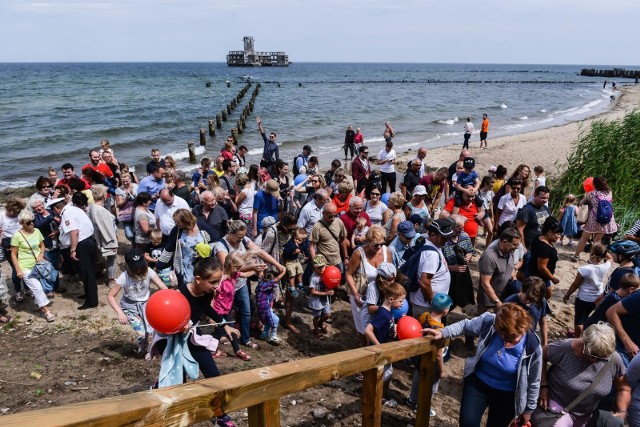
107;249;168;355
308;254;335;339
364;282;407;408
405;293;452;417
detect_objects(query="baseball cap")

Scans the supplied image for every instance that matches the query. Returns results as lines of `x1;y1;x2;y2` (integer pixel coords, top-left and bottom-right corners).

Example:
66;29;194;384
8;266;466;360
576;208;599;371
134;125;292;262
124;249;147;270
313;254;327;267
376;263;397;280
408;214;427;226
463;157;475;169
428;219;454;238
265;179;280;197
412;185;427;196
488;165;497;173
303;145;313;153
397;221;416;238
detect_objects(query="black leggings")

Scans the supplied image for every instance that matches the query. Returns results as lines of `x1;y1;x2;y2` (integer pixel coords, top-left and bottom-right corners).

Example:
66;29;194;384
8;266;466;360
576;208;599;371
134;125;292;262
381;171;397;193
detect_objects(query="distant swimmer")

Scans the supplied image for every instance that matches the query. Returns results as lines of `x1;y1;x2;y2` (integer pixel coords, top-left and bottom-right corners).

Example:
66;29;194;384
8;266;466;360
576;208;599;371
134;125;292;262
480;114;489;149
383;121;395;143
463;117;474;150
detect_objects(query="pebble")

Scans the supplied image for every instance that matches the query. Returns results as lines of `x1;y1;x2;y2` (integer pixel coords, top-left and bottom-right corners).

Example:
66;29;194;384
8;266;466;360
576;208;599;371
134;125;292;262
312;407;328;419
1;408;10;414
64;381;76;386
290;400;297;406
327;414;336;422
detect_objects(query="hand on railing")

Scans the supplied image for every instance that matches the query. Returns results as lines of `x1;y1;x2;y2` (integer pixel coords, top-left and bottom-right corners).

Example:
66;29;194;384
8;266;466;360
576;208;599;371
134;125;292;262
422;328;443;340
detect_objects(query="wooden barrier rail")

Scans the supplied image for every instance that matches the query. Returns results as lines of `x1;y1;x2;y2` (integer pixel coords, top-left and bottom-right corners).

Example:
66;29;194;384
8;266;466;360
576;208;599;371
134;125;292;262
0;337;442;427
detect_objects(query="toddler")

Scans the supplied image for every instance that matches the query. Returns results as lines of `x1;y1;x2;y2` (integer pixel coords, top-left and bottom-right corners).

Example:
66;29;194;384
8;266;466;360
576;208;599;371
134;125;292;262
558;194;578;245
454;157;480;200
256;269;286;345
282;228;308;298
308;254;334;339
144;229;164;269
351;217;369;249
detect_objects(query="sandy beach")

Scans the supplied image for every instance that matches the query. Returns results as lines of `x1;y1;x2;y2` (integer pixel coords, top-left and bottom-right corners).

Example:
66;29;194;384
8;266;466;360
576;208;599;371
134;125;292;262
1;85;640;426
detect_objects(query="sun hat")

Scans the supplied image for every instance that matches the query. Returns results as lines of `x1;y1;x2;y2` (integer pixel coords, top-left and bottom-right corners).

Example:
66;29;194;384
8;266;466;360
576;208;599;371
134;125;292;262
265;179;280;197
412;185;427;196
428;219;454;238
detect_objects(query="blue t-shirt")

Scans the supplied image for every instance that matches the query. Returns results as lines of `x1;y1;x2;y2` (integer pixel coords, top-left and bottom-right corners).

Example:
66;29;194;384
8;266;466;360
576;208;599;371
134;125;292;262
137;176;165;211
191;169;213;188
475;333;526;392
456;170;479;189
584;291;622;329
607;267;637;292
504;294;547;330
369;307;394;345
620;292;640;347
253;190;280;231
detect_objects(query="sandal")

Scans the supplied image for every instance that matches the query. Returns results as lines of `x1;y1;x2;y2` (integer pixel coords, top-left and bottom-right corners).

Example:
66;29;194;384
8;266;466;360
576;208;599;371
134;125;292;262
0;314;13;324
235;350;251;361
243;340;260;349
382;398;398;408
44;311;55;322
211;350;227;358
313;329;325;340
15;292;24;302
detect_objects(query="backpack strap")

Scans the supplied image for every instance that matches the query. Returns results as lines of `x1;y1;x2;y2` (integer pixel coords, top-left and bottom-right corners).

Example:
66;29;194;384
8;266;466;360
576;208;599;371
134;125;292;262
319;220;341;243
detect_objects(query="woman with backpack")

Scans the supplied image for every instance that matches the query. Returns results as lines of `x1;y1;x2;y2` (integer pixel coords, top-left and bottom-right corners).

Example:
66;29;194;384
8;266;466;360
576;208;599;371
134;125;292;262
571;176;618;262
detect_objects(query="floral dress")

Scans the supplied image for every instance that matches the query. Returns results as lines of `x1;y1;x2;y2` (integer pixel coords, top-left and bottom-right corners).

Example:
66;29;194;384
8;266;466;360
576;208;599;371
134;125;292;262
582;191;618;234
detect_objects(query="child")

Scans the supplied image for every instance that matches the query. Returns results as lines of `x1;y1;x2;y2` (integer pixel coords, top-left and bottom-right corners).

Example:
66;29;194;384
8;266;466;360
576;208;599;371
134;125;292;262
558;194;578;246
563;243;613;337
504;276;549;345
364;263;397;328
282;228;308;298
144;229;164;269
351;217;369;249
212;251;260;360
454;157;480;199
47;167;58;182
584;273;640;329
406;293;452;417
107;249;168;355
256;269;286;345
308;254;334;339
532;165;546;190
364;282;407;408
478;175;495;245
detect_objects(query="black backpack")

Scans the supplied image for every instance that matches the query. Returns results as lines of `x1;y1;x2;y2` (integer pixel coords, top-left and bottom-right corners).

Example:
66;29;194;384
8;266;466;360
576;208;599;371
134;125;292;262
292;155;305;176
399;238;442;292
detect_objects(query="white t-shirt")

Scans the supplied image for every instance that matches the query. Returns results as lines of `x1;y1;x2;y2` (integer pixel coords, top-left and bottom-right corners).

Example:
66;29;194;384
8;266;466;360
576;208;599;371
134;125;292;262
410;241;450;308
154;195;189;235
116;269;158;302
464;122;474;134
377;149;396;173
364;200;389;226
577;261;612;302
59;205;95;248
238;187;256;217
497;193;526;225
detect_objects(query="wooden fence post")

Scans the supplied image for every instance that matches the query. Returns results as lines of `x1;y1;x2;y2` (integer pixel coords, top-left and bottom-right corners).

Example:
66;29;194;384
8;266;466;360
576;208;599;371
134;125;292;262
208;120;215;136
247;399;280;427
222;110;227;122
415;350;437;427
216;114;222;128
362;365;384;427
187;142;196;164
199;129;207;146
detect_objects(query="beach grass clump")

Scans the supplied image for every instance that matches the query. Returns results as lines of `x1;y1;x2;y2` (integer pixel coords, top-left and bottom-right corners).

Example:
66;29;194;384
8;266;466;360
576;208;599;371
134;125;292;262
550;110;640;234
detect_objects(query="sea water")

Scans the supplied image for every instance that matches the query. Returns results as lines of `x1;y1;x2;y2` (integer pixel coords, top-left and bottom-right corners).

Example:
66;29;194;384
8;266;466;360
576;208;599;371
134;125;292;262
0;62;630;187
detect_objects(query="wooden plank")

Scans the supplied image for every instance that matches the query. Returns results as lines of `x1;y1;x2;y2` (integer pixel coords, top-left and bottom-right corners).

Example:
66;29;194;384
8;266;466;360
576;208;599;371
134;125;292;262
0;337;442;427
415;349;438;427
247;399;280;427
361;366;384;427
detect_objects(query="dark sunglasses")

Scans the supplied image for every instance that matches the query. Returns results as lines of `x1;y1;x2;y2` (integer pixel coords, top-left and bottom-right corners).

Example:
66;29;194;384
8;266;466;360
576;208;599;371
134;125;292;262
371;192;381;196
24;220;34;225
371;242;384;248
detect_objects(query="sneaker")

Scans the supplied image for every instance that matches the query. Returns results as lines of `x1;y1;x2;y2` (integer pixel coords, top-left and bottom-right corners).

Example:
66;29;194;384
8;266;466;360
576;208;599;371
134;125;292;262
259;330;268;340
404;397;417;413
215;415;236;427
570;255;579;262
267;335;281;345
15;292;24;302
430;409;437;417
287;286;300;299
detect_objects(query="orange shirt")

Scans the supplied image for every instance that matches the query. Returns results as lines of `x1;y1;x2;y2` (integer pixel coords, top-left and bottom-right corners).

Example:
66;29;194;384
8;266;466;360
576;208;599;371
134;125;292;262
481;119;489;133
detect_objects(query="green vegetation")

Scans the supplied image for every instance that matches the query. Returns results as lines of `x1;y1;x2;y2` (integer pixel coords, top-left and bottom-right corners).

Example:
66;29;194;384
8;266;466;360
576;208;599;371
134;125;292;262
551;110;640;233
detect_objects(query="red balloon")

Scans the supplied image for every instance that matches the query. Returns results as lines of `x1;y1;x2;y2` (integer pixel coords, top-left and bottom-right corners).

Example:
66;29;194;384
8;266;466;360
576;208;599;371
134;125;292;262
583;177;595;193
322;266;342;289
146;289;191;334
397;316;423;340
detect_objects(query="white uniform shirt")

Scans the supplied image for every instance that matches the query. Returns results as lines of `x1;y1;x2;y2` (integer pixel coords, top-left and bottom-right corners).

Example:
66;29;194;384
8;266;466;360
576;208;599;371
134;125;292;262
154;195;189;236
377;149;396;174
410;240;450;309
59;205;95;249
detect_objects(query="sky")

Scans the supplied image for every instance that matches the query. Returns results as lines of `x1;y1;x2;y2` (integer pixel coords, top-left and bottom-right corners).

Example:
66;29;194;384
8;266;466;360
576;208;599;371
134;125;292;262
1;0;639;65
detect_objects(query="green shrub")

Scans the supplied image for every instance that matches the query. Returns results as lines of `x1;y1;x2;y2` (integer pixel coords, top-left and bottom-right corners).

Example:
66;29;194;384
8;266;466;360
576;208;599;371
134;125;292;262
550;110;640;234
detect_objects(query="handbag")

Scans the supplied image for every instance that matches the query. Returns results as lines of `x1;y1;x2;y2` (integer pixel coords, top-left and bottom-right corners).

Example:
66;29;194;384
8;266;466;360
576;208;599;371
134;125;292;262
577;204;589;223
530;357;614;427
117;199;135;222
352;247;369;295
19;231;59;291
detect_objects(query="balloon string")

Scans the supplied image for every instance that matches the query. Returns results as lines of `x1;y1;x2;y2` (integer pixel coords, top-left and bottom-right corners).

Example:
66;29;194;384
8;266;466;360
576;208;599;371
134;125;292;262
195;320;236;330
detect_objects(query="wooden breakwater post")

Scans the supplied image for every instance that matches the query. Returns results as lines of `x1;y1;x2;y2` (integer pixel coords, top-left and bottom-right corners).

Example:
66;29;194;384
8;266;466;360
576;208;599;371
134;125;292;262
208;120;216;136
580;68;640;79
231;128;238;143
216;114;222;128
222;109;228;122
237;120;243;134
187;142;197;163
200;128;207;146
226;104;232;115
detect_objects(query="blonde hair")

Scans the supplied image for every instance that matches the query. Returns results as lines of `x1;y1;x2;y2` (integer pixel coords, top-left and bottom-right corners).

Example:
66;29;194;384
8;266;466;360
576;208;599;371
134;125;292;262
18;209;35;224
366;225;386;243
338;181;354;194
356;217;368;228
172;209;197;230
294;228;308;240
150;229;163;241
91;184;108;201
388;192;405;209
223;251;246;275
563;193;577;208
583;322;616;359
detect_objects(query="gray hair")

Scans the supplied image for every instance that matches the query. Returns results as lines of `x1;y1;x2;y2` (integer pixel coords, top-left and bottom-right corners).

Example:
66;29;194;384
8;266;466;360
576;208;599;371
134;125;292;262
449;214;467;227
29;198;44;210
583;322;616;358
227;219;247;234
18;209;35;224
349;196;363;208
173;170;186;182
91;184;108;201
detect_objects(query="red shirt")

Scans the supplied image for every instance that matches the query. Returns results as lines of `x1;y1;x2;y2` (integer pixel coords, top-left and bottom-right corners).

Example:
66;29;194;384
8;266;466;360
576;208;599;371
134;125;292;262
419;174;445;203
340;212;371;243
83;163;114;178
56;176;91;190
444;198;480;238
351;157;371;183
220;149;234;161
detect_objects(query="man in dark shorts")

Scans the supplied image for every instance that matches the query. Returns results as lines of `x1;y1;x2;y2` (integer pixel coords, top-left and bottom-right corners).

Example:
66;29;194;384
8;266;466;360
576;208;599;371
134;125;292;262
344;125;356;160
480;114;489;149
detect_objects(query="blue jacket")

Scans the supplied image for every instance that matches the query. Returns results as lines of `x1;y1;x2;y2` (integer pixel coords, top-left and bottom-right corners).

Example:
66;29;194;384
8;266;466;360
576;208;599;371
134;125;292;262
442;312;542;416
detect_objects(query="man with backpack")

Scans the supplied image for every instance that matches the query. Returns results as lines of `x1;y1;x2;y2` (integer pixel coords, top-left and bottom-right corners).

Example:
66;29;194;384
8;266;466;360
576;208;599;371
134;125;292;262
293;145;312;176
400;218;453;320
516;186;551;275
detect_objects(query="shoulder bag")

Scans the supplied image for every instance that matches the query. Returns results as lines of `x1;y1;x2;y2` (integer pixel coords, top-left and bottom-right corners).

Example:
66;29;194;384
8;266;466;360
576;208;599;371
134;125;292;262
19;231;58;292
352;247;369;295
577;204;590;223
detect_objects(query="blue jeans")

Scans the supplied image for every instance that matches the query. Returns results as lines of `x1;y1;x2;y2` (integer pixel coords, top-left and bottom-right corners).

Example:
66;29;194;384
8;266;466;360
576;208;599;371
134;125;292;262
233;285;252;345
122;221;135;242
44;249;61;291
459;373;515;427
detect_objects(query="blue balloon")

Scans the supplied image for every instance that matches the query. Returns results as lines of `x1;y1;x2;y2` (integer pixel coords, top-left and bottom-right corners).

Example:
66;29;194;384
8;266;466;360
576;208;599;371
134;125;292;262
294;174;307;186
392;298;409;320
381;192;391;206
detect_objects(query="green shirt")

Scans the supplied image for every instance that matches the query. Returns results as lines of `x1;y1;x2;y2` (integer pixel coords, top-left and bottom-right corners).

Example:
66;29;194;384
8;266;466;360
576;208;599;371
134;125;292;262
10;229;44;271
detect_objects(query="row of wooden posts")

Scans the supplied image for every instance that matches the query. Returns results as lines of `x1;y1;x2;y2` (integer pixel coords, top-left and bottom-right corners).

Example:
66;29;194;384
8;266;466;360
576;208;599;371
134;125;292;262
188;82;262;163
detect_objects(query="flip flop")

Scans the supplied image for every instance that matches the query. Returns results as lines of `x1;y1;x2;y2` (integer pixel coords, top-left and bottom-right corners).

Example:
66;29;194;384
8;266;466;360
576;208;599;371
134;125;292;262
0;315;13;324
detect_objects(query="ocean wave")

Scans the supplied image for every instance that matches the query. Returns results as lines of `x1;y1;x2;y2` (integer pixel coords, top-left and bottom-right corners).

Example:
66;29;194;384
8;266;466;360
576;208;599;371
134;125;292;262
0;178;35;189
555;100;603;117
435;117;459;125
519;116;529;120
501;103;508;109
540;109;547;113
166;145;206;161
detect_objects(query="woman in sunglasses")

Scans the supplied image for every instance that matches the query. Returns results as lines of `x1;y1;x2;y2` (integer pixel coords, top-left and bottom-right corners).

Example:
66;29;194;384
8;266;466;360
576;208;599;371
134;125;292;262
536;322;629;426
364;184;390;226
28;176;54;211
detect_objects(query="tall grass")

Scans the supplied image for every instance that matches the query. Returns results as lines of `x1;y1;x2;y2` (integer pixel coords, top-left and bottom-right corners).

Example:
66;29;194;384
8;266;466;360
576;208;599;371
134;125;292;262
550;110;640;234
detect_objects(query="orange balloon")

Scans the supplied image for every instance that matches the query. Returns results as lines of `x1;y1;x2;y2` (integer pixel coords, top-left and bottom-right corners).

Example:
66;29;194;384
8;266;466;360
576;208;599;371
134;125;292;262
583;177;595;193
322;265;342;289
146;289;191;334
397;316;423;340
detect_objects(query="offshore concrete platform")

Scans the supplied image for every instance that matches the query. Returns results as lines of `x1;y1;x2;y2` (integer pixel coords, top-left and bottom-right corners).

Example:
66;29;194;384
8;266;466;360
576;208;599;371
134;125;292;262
226;36;289;67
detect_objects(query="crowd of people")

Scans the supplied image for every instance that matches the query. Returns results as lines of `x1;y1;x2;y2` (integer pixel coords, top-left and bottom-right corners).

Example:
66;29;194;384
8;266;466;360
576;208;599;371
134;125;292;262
1;118;640;427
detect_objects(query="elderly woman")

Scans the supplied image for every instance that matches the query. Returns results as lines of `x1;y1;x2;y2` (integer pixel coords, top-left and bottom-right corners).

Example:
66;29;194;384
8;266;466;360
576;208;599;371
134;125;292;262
28;176;54;211
329;167;348;196
426;303;542;427
384;192;406;244
1;198;28;301
115;172;138;242
10;210;56;322
133;192;155;250
404;185;430;233
444;214;475;309
536;322;630;426
88;185;118;287
345;226;393;346
364;184;390;226
213;219;284;348
572;176;618;262
332;181;353;217
32;198;62;294
156;209;210;287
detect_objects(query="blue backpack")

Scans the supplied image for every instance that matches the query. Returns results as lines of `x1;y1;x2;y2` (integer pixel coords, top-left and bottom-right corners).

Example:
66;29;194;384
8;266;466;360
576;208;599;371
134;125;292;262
595;197;613;224
399;241;442;293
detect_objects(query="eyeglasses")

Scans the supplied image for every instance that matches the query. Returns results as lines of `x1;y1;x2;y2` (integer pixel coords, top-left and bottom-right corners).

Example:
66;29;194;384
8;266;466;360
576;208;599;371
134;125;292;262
363;151;369;155
41;185;51;189
371;242;384;248
371;193;381;196
583;342;610;362
310;180;319;183
24;221;34;225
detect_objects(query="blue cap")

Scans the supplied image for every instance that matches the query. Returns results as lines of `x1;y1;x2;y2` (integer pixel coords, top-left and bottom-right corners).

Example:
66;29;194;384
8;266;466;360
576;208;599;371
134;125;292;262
408;214;427;225
431;293;453;313
397;221;416;238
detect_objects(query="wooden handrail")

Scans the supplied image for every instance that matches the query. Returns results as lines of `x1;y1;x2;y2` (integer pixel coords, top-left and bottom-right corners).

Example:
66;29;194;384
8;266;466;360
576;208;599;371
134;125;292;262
1;336;442;427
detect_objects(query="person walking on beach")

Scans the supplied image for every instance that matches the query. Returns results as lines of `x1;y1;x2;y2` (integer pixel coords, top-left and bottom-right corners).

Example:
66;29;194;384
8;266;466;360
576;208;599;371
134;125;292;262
480;114;489;149
344;125;356;160
257;116;279;170
383;121;395;143
463;117;474;150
